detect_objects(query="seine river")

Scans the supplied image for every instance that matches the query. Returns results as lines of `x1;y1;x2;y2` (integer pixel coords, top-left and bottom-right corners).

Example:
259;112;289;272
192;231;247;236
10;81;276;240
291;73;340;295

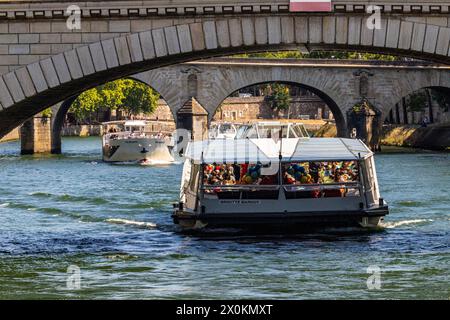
0;137;448;299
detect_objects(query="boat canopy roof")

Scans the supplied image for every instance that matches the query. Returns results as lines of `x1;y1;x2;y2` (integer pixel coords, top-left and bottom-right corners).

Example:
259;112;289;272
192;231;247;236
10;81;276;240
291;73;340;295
124;120;147;127
185;138;372;163
288;138;372;161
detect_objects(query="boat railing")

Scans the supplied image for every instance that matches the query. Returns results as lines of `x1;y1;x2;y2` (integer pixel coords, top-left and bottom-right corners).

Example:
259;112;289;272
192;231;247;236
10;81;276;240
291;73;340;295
283;182;360;192
283;182;361;198
202;185;280;192
105;131;172;140
201;182;361;199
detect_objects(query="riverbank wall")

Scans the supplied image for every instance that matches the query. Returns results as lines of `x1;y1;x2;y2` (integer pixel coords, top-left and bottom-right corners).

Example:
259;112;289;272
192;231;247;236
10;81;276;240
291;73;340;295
314;123;450;150
0;128;19;142
381;124;450;150
61;125;103;137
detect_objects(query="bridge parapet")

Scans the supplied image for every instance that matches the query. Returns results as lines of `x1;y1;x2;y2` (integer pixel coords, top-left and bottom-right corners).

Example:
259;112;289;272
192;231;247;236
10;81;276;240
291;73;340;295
0;1;449;75
0;1;450;18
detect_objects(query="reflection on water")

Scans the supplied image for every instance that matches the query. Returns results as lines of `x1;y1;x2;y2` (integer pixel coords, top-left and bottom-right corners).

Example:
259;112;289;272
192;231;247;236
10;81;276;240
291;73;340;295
0;137;449;299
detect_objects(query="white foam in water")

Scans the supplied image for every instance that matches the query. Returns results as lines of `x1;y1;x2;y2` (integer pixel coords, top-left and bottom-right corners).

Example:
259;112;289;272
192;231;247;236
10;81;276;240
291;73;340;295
0;202;9;208
139;159;173;166
106;218;157;229
381;219;433;229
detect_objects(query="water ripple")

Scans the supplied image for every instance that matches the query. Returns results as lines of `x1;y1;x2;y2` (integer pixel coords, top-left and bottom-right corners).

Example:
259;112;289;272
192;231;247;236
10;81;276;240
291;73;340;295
0;138;449;299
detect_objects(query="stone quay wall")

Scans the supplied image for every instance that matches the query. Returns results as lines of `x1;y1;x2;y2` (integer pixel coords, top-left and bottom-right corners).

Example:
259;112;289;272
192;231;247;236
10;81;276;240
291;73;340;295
0;127;19;142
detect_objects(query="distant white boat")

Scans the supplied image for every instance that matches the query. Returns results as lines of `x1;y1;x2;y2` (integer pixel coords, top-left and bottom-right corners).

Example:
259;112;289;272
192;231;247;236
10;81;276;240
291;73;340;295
209;121;310;140
209;122;239;140
236;121;310;139
102;120;174;163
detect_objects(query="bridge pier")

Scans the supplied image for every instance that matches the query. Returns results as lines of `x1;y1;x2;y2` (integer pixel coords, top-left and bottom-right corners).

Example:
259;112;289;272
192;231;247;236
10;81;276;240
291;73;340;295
346;101;382;151
176;97;209;142
20;114;52;155
51;97;77;154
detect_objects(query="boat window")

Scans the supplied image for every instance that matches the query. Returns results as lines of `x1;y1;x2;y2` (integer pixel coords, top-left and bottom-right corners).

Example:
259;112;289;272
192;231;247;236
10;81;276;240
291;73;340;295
245;126;258;139
218;124;236;135
235;125;248;139
290;124;309;138
257;125;288;139
282;161;360;198
202;163;279;199
203;163;279;186
283;161;359;185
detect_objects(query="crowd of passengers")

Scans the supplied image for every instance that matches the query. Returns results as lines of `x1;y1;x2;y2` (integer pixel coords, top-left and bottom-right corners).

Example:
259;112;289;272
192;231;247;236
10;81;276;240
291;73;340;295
202;161;358;186
283;161;358;185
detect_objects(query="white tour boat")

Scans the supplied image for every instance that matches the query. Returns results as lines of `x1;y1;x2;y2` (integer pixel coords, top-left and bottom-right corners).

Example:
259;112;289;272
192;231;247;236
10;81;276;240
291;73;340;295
102;120;174;163
236;121;310;139
173;123;388;230
208;122;239;140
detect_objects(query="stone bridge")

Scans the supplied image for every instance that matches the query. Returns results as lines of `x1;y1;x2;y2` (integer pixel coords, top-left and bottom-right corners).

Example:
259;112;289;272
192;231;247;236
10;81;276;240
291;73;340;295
0;0;450;146
131;58;450;135
38;58;450;154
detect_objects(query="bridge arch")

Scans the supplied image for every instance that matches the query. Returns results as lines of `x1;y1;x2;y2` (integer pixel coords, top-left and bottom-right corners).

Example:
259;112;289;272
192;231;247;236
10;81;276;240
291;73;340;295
209;80;347;137
1;15;449;137
385;85;450;125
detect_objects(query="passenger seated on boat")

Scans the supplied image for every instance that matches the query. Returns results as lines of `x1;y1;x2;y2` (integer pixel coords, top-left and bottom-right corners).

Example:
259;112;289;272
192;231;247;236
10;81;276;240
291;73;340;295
260;174;277;185
203;163;238;188
203;162;280;189
241;164;263;185
284;172;297;185
282;161;360;198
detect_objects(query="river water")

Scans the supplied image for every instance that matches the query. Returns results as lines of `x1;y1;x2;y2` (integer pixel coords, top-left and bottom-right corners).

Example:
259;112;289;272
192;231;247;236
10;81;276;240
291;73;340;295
0;137;448;299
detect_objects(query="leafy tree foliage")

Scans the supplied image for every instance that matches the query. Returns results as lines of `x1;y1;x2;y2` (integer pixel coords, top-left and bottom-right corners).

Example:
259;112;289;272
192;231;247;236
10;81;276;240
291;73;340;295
264;83;291;112
432;90;450;112
234;50;399;61
406;91;428;112
70;79;159;122
41;108;52;118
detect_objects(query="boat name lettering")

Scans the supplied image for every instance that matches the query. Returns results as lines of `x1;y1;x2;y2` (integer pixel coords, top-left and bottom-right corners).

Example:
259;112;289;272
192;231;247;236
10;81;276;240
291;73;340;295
219;200;261;205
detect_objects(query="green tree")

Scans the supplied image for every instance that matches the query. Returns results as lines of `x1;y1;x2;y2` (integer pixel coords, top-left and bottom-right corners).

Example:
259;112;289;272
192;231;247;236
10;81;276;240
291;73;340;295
70;79;159;122
70;87;103;122
41;108;52;118
120;79;160;116
406;91;427;112
432;90;450;112
234;50;399;61
265;83;291;116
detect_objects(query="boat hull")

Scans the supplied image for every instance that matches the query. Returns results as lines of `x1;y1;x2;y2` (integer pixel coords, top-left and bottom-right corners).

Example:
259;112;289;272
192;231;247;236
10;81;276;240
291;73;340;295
103;137;174;163
172;206;389;231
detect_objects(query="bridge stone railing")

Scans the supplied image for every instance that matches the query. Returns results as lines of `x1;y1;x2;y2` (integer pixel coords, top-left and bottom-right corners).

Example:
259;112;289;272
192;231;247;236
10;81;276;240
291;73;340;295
0;1;450;74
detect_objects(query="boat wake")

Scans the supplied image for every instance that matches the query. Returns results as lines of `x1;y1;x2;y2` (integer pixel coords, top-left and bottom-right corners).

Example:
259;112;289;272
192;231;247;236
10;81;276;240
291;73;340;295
110;159;174;166
105;218;157;229
139;159;174;166
381;219;433;229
